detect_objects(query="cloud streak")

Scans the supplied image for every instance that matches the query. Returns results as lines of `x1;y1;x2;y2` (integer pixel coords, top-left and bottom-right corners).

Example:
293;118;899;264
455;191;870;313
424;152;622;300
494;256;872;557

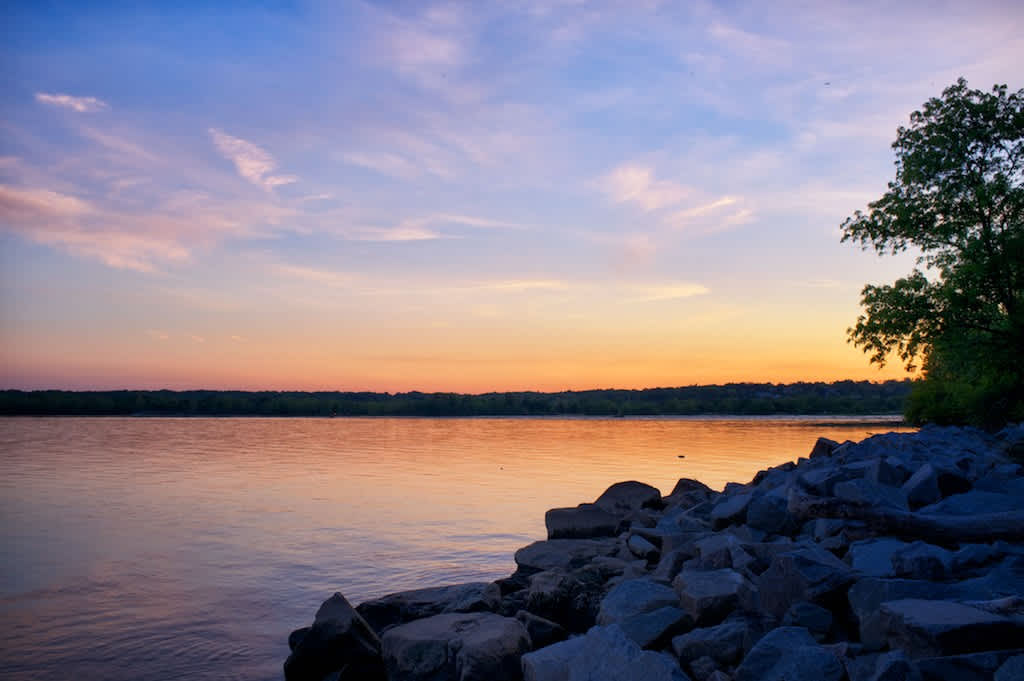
208;128;297;191
35;92;109;113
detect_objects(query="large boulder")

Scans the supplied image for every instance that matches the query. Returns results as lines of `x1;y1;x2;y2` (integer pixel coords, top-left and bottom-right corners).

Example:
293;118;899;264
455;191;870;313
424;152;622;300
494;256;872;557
890;541;954;581
380;612;530;681
734;626;844;681
520;624;690;681
746;489;792;535
847;578;958;650
617;606;691;649
597;578;679;625
709;492;752;529
357;582;501;634
902;463;942;509
515;610;566;650
514;539;620;574
545;504;620;539
594;481;662;514
671;617;764;667
918;649;1024;681
757;546;854;619
673;568;756;625
996;655;1024;681
524;565;609;633
846;538;911;577
877;599;1024;658
284;592;386;681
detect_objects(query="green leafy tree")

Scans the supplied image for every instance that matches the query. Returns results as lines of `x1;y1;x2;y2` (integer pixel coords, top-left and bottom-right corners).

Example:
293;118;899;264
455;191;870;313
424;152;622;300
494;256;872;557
842;79;1024;427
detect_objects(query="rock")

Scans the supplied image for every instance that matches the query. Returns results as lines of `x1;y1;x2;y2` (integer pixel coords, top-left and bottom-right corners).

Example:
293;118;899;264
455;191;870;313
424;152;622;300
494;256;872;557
356;582;501;634
878;599;1024;658
524;567;608;633
834;478;909;510
628;534;660;561
756;546;854;619
668;478;715;498
919;490;1024;515
917;649;1024;681
846;538;911;577
686;656;719;681
903;463;942;509
618;605;691;649
809;437;839;459
673;568;756;625
872;650;921;681
288;626;311;652
710;493;752;530
546;504;620;539
595;481;662;514
866;457;911;487
996;655;1024;681
380;612;530;681
672;618;763;667
521;624;691;681
514;539;620;574
734;626;844;681
847;578;958;650
797;465;865;496
284;592;385;681
953;544;1002;573
597;578;679;625
782;601;833;641
515;610;567;650
746;490;791;535
890;541;953;580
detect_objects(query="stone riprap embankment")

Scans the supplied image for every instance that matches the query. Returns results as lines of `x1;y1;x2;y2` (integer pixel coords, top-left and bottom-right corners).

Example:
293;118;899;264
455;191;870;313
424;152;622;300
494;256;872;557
284;424;1024;681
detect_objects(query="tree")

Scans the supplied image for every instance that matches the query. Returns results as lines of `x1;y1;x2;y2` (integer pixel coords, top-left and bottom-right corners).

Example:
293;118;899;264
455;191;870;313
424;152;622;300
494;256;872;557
842;79;1024;428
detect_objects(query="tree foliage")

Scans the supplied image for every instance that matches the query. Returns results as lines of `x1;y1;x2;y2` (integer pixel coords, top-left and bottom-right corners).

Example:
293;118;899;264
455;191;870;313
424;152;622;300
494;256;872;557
842;79;1024;427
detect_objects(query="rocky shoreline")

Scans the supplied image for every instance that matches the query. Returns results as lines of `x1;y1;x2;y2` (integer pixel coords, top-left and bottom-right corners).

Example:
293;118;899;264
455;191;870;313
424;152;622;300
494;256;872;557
284;424;1024;681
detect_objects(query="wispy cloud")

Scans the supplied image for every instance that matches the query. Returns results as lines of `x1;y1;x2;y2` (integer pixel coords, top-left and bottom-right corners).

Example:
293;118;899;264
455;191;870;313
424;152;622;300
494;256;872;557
0;185;94;220
35;92;109;113
271;264;355;288
600;164;691;212
628;282;711;302
208;128;297;191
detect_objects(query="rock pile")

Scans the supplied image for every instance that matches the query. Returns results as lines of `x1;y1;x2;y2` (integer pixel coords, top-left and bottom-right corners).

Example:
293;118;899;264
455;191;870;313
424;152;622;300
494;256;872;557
285;424;1024;681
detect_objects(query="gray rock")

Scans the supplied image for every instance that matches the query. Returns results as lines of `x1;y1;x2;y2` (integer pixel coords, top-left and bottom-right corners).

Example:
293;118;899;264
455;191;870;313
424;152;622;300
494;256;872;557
809;437;839;459
734;626;844;681
597;578;679;625
996;654;1024;681
847;538;911;577
953;544;1002;573
521;624;691;681
515;610;567;650
890;541;953;581
782;601;833;641
628;534;660;561
618;605;691;649
847;578;958;650
798;465;865;496
673;568;756;625
595;481;662;514
686;656;719;681
672;618;762;667
710;493;752;530
918;649;1024;681
872;650;921;681
866;457;912;487
746;490;791;535
357;582;501;634
757;546;854;619
903;463;942;509
284;592;385;681
919;490;1024;516
525;566;608;633
545;504;620;539
834;478;909;510
878;599;1024;658
514;539;620;574
381;612;530;681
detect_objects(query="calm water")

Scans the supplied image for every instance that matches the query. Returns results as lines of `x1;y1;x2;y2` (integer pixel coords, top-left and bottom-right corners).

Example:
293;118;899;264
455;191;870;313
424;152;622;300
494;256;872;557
0;416;912;680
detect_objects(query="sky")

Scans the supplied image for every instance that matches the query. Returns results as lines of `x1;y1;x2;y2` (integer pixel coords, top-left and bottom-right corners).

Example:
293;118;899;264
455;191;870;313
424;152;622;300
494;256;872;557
1;0;1022;392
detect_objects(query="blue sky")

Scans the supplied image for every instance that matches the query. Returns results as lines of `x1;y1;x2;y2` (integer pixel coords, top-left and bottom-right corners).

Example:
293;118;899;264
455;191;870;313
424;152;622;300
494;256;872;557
2;0;1022;390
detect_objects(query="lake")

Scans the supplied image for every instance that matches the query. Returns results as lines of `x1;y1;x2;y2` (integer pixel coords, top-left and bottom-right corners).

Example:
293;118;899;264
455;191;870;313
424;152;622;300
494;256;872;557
0;416;912;680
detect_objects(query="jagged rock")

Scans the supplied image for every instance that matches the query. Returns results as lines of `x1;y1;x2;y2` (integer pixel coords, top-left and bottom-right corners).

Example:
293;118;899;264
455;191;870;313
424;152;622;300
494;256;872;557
878;599;1024;658
284;592;386;681
871;650;921;681
524;566;608;633
746;490;791;535
710;493;752;530
782;601;833;641
546;504;620;539
757;546;854;619
595;481;662;514
797;464;865;496
846;538;911;577
597;578;679;625
671;617;764;667
288;626;311;652
848;578;959;650
686;656;719;681
380;612;530;681
356;582;501;634
890;541;954;580
628;534;660;560
673;568;757;625
515;610;567;650
903;463;942;509
834;478;910;510
514;539;620;574
618;605;692;649
809;437;840;459
918;649;1024;681
996;654;1024;681
866;457;912;487
520;624;691;681
953;544;1002;573
734;626;844;681
919;490;1024;516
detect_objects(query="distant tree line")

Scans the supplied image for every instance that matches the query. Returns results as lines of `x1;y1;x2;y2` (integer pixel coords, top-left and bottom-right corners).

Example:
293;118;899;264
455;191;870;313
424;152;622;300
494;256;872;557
0;380;911;417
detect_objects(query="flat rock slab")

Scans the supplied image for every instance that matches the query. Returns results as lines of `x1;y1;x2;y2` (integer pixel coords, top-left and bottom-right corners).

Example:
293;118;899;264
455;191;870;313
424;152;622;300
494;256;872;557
847;538;911;578
757;546;854;619
514;539;620;574
381;612;530;681
878;599;1024;658
672;618;761;667
597;578;679;625
617;606;691;649
673;568;756;625
521;624;690;681
917;649;1024;681
357;582;501;634
734;626;843;681
546;504;619;539
847;578;958;650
